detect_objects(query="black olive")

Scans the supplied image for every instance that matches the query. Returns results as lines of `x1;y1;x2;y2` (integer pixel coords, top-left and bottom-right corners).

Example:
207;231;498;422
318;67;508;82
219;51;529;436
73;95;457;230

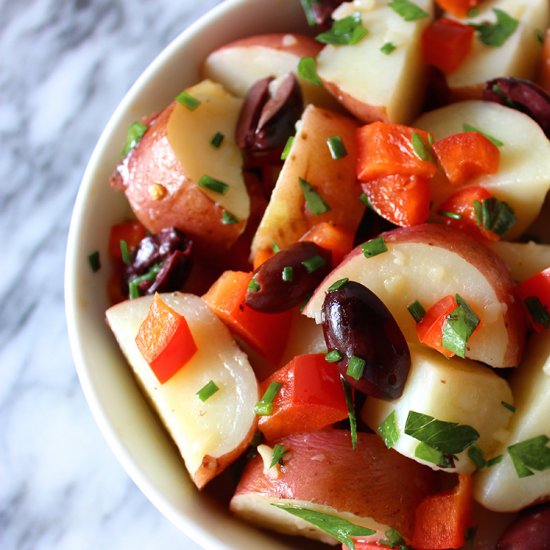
496;503;550;549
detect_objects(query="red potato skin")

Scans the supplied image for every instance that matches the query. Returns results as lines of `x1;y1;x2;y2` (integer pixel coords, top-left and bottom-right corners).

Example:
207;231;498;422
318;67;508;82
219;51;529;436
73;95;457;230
111;103;245;265
233;430;441;541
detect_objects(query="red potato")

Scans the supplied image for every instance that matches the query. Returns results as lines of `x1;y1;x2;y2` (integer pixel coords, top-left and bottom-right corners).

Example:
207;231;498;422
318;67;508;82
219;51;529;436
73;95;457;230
202;33;340;109
231;430;440;545
304;224;527;368
112;80;250;264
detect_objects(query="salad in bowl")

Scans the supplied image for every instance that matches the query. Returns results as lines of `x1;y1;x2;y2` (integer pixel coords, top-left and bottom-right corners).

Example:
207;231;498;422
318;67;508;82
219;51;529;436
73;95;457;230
66;0;550;548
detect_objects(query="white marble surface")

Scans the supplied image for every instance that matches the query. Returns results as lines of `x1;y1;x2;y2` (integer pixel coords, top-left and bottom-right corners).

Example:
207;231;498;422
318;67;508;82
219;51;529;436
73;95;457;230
0;1;223;548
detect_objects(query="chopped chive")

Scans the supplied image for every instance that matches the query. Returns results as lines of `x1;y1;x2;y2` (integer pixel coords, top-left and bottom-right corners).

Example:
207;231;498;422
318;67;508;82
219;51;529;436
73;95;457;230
176;90;201;110
411;131;431;161
128;263;162;299
88;251;101;272
379;528;407;548
282;266;294;282
359;192;373;208
535;28;545;45
407;300;426;323
378;410;399;449
380;41;396;55
389;0;428;21
298;178;331;215
346;355;366;381
479;198;516;236
428;132;435;145
281;135;295;160
210;131;224;148
473;200;483;225
524;296;550;328
341;376;357;450
327;278;349;292
198;175;229;195
468;444;487;470
300;0;318;26
326;135;348;160
120;239;131;265
255;381;282;415
316;13;368;46
361;236;387;258
196;380;219;402
121;121;148;157
487;455;504;467
301;254;326;274
325;349;343;363
463;123;504;147
248;278;260;293
221;209;239;225
297;56;322;86
438;210;463;220
270;444;289;468
272;242;281;253
501;401;516;413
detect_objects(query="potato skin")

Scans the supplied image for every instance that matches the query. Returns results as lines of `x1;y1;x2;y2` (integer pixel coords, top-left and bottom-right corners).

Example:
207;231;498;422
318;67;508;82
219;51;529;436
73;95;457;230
112;103;245;262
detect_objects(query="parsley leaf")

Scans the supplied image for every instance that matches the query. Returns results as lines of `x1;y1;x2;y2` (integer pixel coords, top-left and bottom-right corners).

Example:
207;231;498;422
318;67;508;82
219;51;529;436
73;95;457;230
379;528;409;549
441;294;480;358
389;0;428;22
411;131;431;161
298;177;331;215
378;410;399;449
524;296;550;329
316;13;368;46
470;8;519;48
269;444;289;468
508;435;550;478
415;441;455;468
477;197;516;236
405;411;480;455
271;505;375;550
298;56;322;86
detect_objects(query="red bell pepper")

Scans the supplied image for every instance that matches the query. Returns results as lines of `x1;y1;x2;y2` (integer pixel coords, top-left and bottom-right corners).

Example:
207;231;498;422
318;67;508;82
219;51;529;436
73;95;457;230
356;122;437;182
412;474;474;549
135;293;198;383
108;220;147;262
416;295;458;358
516;267;550;331
422;18;474;74
202;270;292;365
300;222;355;267
432;132;500;187
257;353;348;441
361;174;431;227
434;0;481;18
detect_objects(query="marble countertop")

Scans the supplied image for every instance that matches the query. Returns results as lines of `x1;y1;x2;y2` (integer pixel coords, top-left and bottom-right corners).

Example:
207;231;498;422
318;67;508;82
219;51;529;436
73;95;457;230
1;1;223;548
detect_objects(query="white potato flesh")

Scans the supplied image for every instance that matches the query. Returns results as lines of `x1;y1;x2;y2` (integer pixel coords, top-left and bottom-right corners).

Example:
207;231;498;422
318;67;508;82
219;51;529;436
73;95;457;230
415;101;550;239
230;495;390;547
166;79;249;221
474;332;550;511
316;0;432;123
105;292;258;485
447;0;549;91
490;241;550;281
362;345;514;474
304;241;511;367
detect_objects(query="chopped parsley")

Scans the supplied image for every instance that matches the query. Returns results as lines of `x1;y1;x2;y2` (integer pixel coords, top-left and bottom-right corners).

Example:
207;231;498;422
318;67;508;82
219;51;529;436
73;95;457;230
255;381;282;416
380;41;397;55
121;121;148;157
298;56;322;86
463;123;504;147
411;131;431;161
474;197;516;236
196;380;219;402
88;251;101;272
415;441;455;468
407;300;426;323
269;444;289;468
248;277;260;293
316;13;368;46
524;296;550;329
221;209;239;225
298;177;331;215
470;8;519;48
508;435;550;478
389;0;428;22
176;90;201;110
282;266;294;282
378;410;399;449
210;131;224;148
379;528;409;548
441;294;480;358
326;135;348;159
197;175;229;195
361;236;388;258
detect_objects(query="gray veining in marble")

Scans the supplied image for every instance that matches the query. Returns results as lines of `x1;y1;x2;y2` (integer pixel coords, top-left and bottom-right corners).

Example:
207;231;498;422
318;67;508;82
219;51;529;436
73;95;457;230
0;1;223;548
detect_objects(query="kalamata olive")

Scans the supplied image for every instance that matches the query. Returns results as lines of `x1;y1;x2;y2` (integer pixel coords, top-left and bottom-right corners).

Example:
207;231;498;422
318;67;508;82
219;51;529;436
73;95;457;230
123;227;192;296
496;503;550;549
245;241;331;312
236;73;303;151
483;77;550;138
300;0;346;29
322;281;410;400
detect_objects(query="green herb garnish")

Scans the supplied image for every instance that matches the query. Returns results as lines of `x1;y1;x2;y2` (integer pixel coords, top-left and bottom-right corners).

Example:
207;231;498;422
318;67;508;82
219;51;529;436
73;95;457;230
487;454;504;467
535;28;545;45
128;263;162;299
389;0;428;21
327;278;349;292
198;175;229;195
411;131;431;161
121;121;148;157
438;210;463;221
327;135;348;160
501;401;516;413
378;410;399;449
470;8;519;48
380;41;397;55
508;435;550;478
248;278;260;293
325;349;343;363
346;355;365;381
196;380;219;402
88;251;101;273
379;528;409;549
298;56;322;86
463;123;504;147
281;135;295;160
524;296;550;329
210;131;224;148
301;254;326;274
255;381;282;416
415;441;454;468
221;209;239;225
316;13;368;46
341;376;357;450
272;242;281;254
361;236;388;258
476;197;516;236
120;239;131;265
467;8;479;18
468;444;487;470
271;505;375;550
407;300;426;323
270;444;289;468
176;90;201;110
298;177;331;215
282;266;294;282
441;294;480;358
299;0;319;26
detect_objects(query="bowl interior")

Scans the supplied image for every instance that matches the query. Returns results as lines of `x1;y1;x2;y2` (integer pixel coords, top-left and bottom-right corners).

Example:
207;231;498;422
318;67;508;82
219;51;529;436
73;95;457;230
65;1;315;548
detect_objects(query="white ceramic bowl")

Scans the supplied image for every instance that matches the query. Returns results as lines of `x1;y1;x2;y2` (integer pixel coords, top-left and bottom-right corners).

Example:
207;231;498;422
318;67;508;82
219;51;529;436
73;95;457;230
65;1;314;548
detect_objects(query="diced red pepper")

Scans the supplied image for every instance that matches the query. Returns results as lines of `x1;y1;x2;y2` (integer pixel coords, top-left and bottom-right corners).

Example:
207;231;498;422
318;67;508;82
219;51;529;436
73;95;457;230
257;353;348;441
108;220;147;261
356;122;437;182
412;474;474;549
434;0;481;18
361;174;431;227
433;132;500;187
516;267;550;331
135;293;197;383
300;222;355;266
416;295;458;358
437;186;499;241
202;271;292;365
422;18;474;74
